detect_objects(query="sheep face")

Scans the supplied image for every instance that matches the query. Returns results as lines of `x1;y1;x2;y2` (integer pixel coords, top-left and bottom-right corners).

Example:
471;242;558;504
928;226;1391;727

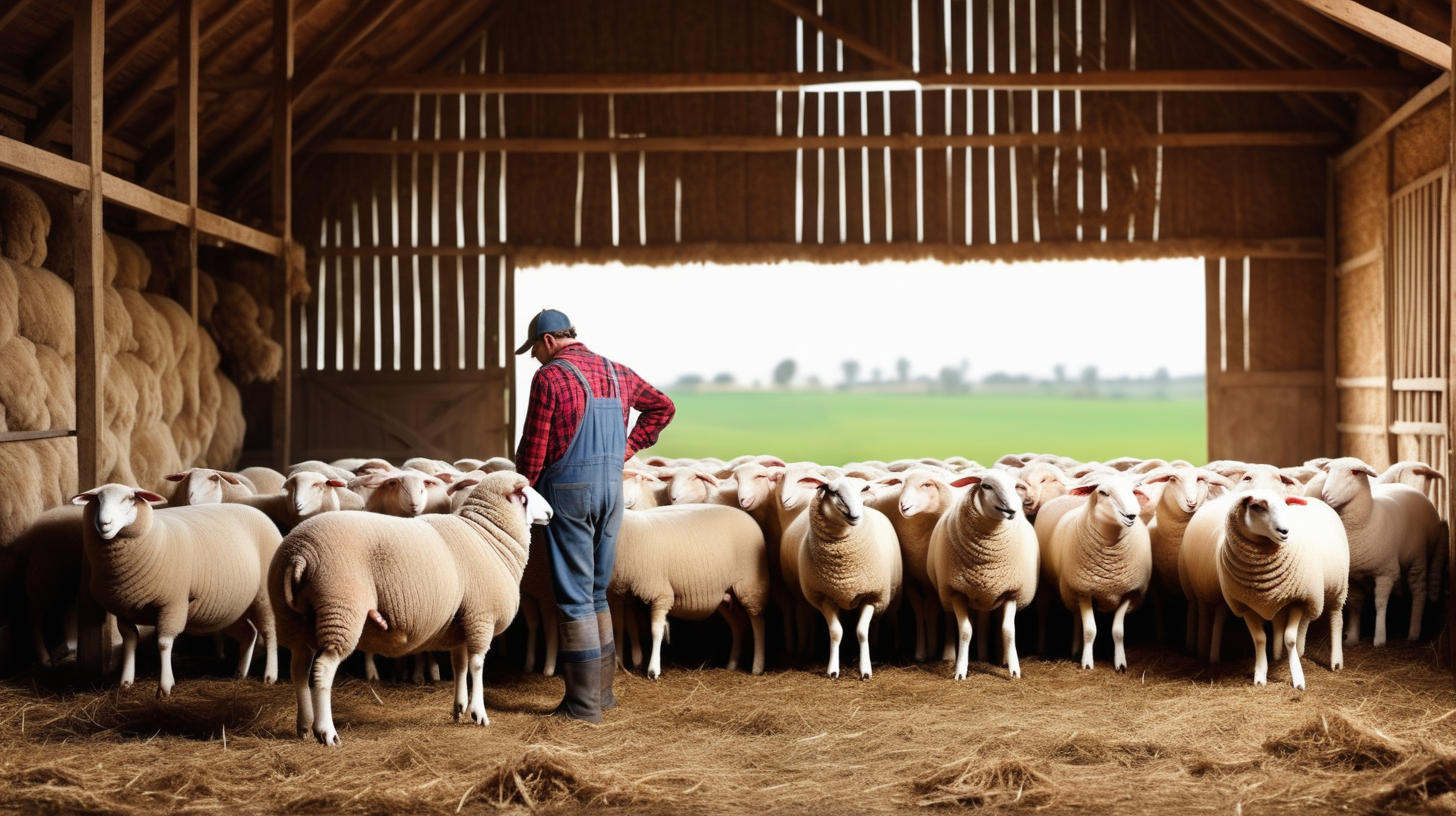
898;470;950;518
621;470;662;509
955;471;1029;522
799;476;868;527
1234;465;1299;496
71;483;167;541
1319;457;1379;511
285;472;348;518
1069;476;1148;530
1142;465;1227;515
521;485;553;525
732;463;782;511
780;464;833;513
1017;462;1069;517
668;467;719;504
1236;491;1302;544
355;471;442;517
165;468;242;505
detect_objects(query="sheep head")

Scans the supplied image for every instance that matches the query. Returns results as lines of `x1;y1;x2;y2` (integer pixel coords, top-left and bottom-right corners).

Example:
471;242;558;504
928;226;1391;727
71;483;167;541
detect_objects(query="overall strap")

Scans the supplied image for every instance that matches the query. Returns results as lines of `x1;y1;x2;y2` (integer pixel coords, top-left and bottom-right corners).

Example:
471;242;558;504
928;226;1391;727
550;359;594;400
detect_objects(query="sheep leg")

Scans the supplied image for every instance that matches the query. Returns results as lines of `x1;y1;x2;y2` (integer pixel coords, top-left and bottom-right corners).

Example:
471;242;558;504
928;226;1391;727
1344;583;1365;645
1002;602;1021;679
720;601;745;671
521;598;540;672
820;602;844;679
1078;599;1097;670
1271;608;1288;661
952;596;973;680
624;603;643;670
975;609;991;663
429;652;441;682
542;603;560;676
310;651;346;746
117;618;139;688
1242;613;1269;686
229;618;259;679
647;602;670;680
466;642;490;725
608;598;625;669
155;607;187;698
1297;617;1310;657
1406;558;1429;641
1372;574;1396;647
1210;605;1228;664
451;647;470;721
941;610;957;662
1284;607;1305;690
1111;598;1131;673
291;647;316;739
855;604;875;680
64;602;79;659
412;653;427;685
749;612;766;676
1196;602;1214;661
363;653;380;683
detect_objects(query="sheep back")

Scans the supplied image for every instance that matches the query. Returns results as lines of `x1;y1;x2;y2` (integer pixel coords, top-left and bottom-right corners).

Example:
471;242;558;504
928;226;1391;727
611;505;769;619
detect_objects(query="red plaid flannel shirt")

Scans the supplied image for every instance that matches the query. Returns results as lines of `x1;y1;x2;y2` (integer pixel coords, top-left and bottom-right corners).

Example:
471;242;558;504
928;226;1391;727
515;344;675;486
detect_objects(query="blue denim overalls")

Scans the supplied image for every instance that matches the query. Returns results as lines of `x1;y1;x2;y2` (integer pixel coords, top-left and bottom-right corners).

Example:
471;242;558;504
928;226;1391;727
537;357;627;647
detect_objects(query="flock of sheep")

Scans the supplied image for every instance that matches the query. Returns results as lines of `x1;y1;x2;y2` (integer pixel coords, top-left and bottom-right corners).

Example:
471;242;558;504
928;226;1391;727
0;450;1446;745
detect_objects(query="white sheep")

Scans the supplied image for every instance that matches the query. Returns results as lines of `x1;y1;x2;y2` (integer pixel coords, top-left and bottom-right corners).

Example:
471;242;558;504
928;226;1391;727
229;471;365;532
1216;490;1349;688
610;504;770;678
926;470;1038;679
272;472;551;744
1179;465;1300;661
863;468;960;662
1141;464;1231;641
1321;457;1446;646
288;460;356;482
350;469;452;517
1033;473;1152;671
71;484;282;695
1014;462;1070;522
665;466;738;506
163;468;257;506
784;475;902;679
239;466;287;495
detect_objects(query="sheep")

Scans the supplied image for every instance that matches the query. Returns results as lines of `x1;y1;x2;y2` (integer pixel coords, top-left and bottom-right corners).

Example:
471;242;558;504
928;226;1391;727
1377;461;1444;489
609;504;770;678
239;466;288;495
1033;473;1152;671
453;456;515;473
288;460;356;482
163;468;257;506
622;468;670;510
3;506;85;666
1140;464;1232;641
70;484;282;695
402;457;462;478
863;468;960;662
665;466;738;506
228;471;365;532
271;472;551;744
926;470;1039;679
351;469;452;517
755;462;846;661
1178;466;1300;661
784;475;902;679
1216;491;1349;688
1320;457;1446;646
1014;462;1070;522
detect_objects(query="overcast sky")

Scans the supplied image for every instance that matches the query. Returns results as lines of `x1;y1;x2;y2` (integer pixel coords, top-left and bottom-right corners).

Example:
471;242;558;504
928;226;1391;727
513;257;1206;392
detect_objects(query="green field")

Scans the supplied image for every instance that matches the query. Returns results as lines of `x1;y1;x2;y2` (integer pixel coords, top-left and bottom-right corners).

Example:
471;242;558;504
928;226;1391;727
641;391;1207;465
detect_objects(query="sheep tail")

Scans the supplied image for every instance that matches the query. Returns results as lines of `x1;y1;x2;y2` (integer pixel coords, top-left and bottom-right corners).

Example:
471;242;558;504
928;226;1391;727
284;556;308;613
368;609;389;631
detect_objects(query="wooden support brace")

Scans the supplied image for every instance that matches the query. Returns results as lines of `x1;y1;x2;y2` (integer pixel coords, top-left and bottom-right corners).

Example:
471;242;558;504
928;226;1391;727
272;0;294;471
176;0;199;323
1292;0;1452;69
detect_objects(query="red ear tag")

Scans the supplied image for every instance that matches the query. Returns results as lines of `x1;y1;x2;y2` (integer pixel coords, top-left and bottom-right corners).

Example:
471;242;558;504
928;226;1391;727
1285;496;1308;506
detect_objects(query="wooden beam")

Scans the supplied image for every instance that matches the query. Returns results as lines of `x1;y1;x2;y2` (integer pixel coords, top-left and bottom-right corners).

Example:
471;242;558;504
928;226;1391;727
1335;72;1449;168
1445;1;1456;680
1262;0;1392;67
0;430;76;442
759;0;912;73
176;0;199;322
0;0;36;37
317;130;1343;155
72;0;106;680
0;134;91;188
1291;0;1452;69
271;0;293;472
311;68;1420;95
26;0;145;93
291;0;409;101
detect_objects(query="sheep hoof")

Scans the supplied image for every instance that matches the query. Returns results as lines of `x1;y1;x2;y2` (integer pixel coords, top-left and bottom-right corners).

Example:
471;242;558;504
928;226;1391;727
827;670;839;679
453;703;464;722
1080;662;1094;671
1115;664;1127;674
156;686;172;699
1292;681;1306;691
315;728;340;746
1009;670;1021;680
263;674;277;685
953;672;966;681
470;708;489;726
859;672;872;681
647;669;660;680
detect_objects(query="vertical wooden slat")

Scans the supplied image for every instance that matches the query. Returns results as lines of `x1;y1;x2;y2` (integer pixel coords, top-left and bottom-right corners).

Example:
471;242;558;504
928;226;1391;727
176;0;199;322
74;0;107;678
1447;12;1455;672
1324;158;1338;455
271;0;293;469
504;255;516;458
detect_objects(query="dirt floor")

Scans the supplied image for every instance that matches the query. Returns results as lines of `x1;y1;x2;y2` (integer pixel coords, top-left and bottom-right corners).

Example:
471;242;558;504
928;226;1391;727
1;633;1456;815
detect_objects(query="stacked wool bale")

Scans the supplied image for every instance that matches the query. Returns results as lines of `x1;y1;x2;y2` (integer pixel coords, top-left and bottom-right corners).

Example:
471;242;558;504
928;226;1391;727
0;177;263;550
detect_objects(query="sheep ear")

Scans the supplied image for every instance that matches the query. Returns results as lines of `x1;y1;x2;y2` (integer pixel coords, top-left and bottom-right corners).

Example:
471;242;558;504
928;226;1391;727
1068;484;1097;496
1133;488;1153;509
1285;496;1308;506
70;488;103;505
949;475;982;488
876;476;904;488
219;472;242;486
448;477;481;495
696;472;720;486
434;472;456;484
348;473;386;490
1417;466;1445;481
1014;479;1031;497
797;476;827;488
1279;474;1297;487
1356;463;1379;478
326;479;347;489
1140;469;1173;485
134;490;169;506
1201;472;1235;489
163;472;188;482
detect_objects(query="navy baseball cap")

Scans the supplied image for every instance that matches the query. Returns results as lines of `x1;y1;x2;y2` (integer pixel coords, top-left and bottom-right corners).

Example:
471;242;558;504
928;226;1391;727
515;309;574;354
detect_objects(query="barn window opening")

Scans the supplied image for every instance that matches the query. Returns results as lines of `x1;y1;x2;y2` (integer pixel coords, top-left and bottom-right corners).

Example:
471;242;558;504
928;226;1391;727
513;258;1206;465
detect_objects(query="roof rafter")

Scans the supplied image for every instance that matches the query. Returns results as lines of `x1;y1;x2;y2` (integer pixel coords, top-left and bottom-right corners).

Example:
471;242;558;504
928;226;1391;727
758;0;914;73
25;0;147;92
1290;0;1451;69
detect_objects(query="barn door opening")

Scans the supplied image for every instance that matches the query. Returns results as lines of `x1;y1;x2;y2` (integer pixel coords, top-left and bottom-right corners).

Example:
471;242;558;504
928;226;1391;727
1386;168;1449;518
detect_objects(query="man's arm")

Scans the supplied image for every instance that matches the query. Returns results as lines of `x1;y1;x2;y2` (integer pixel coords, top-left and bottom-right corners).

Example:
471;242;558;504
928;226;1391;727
514;372;555;486
623;372;675;459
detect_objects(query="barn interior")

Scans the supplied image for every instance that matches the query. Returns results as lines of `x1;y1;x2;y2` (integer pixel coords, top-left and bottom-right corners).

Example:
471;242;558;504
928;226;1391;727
1;0;1456;811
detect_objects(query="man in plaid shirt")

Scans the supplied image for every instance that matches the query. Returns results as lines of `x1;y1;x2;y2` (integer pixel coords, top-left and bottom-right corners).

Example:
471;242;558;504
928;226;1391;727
515;309;674;722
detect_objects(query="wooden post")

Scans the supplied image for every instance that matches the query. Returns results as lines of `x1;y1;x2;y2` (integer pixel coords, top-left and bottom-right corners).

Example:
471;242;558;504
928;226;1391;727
176;0;199;321
272;0;293;471
1446;8;1456;677
73;0;108;678
504;256;516;458
1324;158;1339;456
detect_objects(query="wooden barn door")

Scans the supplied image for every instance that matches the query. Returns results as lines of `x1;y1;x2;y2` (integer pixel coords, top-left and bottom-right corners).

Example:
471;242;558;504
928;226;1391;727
292;249;516;464
1204;255;1329;466
1387;168;1449;519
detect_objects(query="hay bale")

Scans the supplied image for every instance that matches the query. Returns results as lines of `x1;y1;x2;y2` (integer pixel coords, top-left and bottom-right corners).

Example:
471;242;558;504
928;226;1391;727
203;372;244;471
100;353;138;486
27;189;113;285
13;262;75;357
109;235;152;291
33;343;74;430
145;293;191;422
102;287;136;356
196;270;217;322
0;443;49;547
207;278;282;384
0;258;18;347
0;336;50;431
118;289;169;369
0;177;50;267
1392;101;1449;191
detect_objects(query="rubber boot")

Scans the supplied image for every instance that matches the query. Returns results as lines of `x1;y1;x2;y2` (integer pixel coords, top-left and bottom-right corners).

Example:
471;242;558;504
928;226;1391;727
597;611;617;710
549;618;602;723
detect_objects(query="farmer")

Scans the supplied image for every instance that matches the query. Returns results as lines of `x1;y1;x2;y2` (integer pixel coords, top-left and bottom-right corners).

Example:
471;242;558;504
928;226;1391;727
515;308;675;722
